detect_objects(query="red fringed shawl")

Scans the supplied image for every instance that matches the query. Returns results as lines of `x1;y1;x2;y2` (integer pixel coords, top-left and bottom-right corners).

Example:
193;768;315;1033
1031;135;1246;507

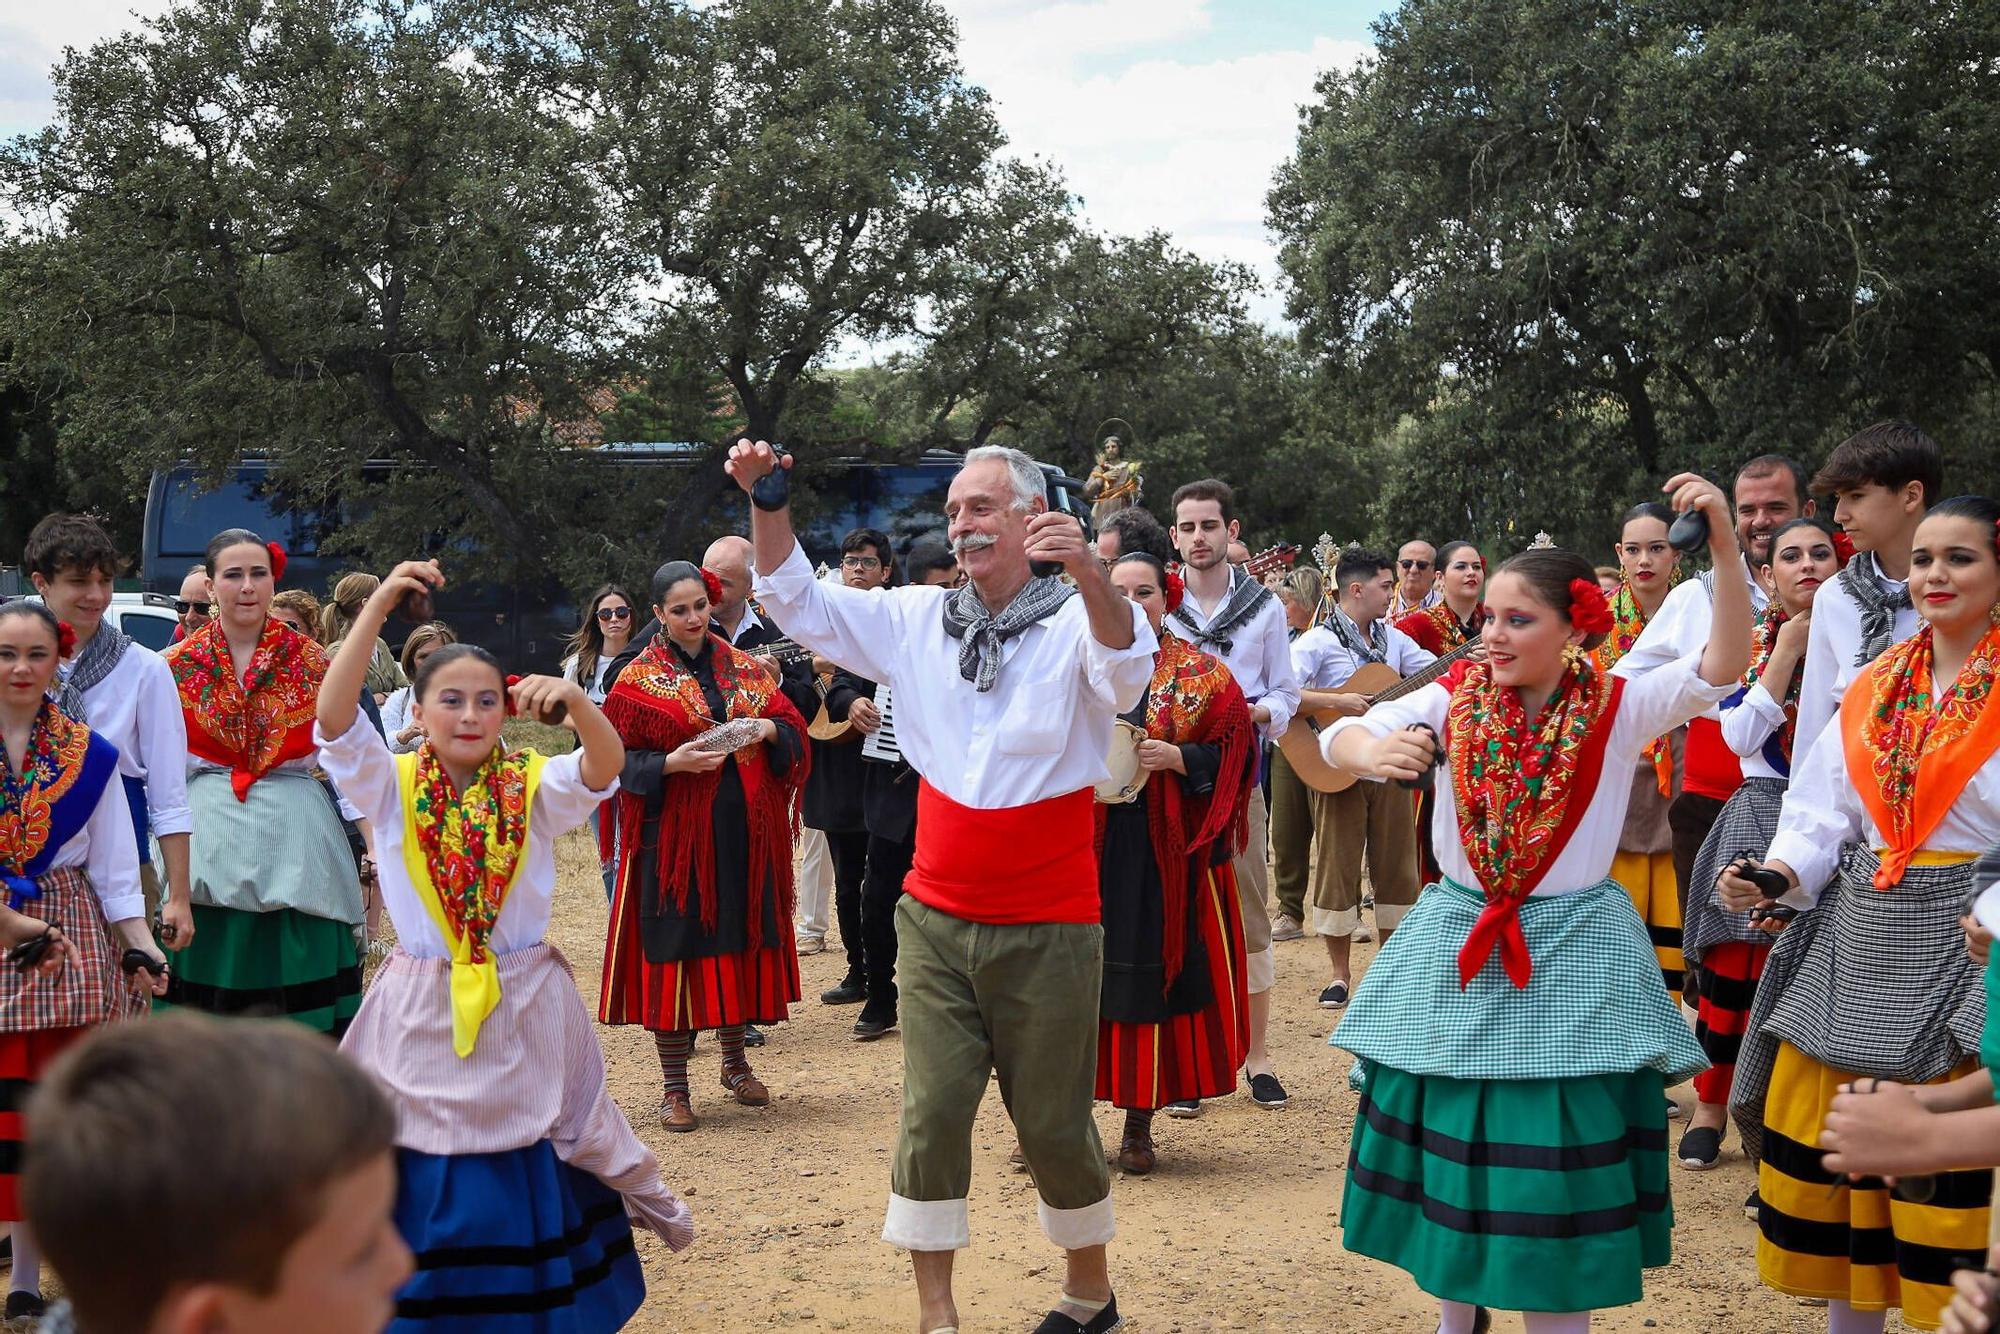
163;619;326;801
602;634;809;948
1098;635;1255;989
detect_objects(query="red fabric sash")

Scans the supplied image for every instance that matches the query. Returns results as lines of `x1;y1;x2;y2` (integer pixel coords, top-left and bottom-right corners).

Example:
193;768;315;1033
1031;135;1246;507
1681;717;1742;801
910;783;1098;925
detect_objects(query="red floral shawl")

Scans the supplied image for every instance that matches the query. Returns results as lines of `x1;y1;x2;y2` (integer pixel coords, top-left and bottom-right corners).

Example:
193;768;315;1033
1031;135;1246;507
1099;635;1255;987
602;633;809;945
1842;622;2000;889
1442;656;1622;988
163;619;326;800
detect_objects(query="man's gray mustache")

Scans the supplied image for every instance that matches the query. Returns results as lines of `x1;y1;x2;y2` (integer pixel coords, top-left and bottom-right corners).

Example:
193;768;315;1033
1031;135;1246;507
951;533;998;557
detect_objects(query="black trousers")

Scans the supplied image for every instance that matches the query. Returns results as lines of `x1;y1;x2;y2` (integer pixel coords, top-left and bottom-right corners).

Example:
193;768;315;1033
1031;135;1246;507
825;829;871;981
862;833;914;1005
1669;791;1729;923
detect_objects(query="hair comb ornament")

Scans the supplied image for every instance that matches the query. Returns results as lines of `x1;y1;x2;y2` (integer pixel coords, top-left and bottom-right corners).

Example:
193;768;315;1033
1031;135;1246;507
1567;579;1614;635
266;542;288;581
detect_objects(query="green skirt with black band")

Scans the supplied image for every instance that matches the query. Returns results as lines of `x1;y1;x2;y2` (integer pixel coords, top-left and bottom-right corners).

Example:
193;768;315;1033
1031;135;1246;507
1332;878;1705;1312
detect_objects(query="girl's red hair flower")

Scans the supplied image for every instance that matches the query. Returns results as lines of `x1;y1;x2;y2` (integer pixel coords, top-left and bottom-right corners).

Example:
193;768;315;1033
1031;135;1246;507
1162;569;1186;615
700;568;724;606
504;674;523;718
1831;530;1857;567
55;620;77;659
1567;578;1614;635
265;541;288;582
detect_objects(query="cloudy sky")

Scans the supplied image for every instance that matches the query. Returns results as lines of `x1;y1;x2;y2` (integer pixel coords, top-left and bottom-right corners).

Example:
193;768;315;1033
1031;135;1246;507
2;1;1384;322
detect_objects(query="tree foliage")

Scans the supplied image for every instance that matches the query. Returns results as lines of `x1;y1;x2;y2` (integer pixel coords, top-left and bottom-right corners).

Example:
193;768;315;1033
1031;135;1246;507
1270;0;2000;557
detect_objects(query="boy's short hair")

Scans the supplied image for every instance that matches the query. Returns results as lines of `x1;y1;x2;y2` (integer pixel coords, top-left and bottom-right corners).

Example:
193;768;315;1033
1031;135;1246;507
23;513;125;581
1169;478;1235;524
1334;547;1393;594
1811;420;1944;508
24;1014;396;1334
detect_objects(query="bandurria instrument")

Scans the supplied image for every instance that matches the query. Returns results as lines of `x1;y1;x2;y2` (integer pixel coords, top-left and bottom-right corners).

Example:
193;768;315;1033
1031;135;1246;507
1094;719;1151;804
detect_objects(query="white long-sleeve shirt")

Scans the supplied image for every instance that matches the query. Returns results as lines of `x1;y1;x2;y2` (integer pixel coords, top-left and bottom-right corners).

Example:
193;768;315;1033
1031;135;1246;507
1291;615;1436;690
1765;706;2000;909
1720;682;1793;782
1612;568;1768;722
57;643;192;838
1323;652;1733;897
1793;553;1919;763
1176;575;1301;739
315;720;615;957
755;542;1155;809
46;756;147;924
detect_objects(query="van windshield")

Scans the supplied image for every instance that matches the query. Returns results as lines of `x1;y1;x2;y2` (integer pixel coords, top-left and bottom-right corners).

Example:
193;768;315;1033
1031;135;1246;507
796;466;954;561
155;472;278;558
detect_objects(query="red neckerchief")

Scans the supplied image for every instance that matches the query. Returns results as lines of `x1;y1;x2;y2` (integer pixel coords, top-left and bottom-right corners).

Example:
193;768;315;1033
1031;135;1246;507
1741;603;1802;763
165;619;324;800
1443;656;1621;988
601;633;809;944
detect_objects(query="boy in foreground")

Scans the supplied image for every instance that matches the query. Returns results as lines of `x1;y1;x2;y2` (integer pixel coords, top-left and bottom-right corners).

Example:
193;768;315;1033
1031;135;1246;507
23;1013;412;1334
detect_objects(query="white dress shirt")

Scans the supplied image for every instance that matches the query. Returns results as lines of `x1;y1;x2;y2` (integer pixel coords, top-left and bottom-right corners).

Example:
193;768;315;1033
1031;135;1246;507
755;542;1155;809
1792;553;1918;762
315;720;616;957
1613;568;1768;723
1720;683;1792;782
1766;708;2000;909
46;755;146;923
1291;614;1436;690
1324;652;1733;897
58;642;193;837
1176;573;1301;738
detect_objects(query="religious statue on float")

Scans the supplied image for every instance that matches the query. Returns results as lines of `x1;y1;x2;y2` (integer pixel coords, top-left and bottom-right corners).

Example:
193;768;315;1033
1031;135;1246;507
1083;432;1144;527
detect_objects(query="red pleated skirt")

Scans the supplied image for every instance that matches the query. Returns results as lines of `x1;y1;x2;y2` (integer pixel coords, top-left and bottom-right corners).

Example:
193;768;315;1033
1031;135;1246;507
0;1025;91;1220
1094;861;1249;1110
599;873;800;1032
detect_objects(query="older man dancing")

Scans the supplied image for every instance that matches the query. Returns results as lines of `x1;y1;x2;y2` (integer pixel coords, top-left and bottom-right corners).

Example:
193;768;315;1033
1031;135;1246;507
730;441;1154;1334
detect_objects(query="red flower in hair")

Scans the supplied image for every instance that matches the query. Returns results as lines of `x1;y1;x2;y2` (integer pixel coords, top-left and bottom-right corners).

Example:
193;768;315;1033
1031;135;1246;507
700;567;724;605
504;674;523;718
1831;530;1857;567
1567;578;1614;635
1163;569;1186;615
266;541;288;581
56;620;77;659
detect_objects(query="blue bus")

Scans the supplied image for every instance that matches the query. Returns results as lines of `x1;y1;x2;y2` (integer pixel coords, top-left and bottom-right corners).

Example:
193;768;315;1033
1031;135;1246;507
143;449;1090;671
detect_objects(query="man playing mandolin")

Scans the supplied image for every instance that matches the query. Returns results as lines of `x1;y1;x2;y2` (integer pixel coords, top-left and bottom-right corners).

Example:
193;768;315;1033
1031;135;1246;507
1290;547;1436;1008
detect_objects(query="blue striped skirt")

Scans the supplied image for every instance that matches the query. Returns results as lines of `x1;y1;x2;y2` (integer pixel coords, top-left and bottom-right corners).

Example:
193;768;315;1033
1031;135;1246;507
391;1140;645;1332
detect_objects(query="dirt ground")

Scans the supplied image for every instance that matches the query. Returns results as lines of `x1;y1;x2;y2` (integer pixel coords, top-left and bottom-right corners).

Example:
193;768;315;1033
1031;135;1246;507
547;830;1890;1333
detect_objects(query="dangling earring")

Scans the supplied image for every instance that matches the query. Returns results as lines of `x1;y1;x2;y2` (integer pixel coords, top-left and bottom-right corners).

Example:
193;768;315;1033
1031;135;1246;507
1562;642;1585;669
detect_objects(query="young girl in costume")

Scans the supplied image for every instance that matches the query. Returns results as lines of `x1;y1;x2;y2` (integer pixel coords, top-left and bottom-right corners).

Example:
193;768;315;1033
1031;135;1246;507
1674;517;1844;1172
317;559;692;1332
1095;554;1255;1175
0;601;168;1320
599;560;808;1133
158;529;365;1034
1722;496;2000;1334
1597;501;1688;1001
1323;474;1750;1334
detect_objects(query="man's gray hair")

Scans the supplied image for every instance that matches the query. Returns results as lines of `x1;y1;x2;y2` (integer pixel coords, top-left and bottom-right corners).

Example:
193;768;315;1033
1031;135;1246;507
961;446;1045;513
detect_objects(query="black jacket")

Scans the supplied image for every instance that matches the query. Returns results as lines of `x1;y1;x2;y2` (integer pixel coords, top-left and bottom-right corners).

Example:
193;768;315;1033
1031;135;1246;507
827;668;919;845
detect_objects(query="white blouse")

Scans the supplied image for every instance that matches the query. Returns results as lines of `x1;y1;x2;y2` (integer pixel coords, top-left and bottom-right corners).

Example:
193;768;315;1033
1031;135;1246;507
379;686;420;753
1765;707;2000;909
45;751;146;924
58;642;193;837
1323;651;1733;897
314;720;616;958
1719;682;1791;783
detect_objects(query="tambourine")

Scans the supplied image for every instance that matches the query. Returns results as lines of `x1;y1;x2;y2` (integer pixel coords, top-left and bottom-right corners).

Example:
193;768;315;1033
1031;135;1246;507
1094;720;1151;804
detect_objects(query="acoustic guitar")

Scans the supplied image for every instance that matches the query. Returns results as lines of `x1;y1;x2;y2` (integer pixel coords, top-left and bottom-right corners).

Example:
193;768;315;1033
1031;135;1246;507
1277;634;1481;794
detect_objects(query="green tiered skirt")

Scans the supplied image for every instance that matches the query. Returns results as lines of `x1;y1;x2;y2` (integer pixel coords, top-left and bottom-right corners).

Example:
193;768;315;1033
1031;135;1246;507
157;904;362;1037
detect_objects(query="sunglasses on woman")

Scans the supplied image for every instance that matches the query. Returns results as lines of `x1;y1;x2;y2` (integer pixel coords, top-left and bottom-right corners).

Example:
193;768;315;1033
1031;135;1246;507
596;606;632;622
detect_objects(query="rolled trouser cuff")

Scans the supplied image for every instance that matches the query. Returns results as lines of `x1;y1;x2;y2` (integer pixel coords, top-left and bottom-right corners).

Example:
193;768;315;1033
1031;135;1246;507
1310;905;1361;938
882;1193;970;1251
1244;945;1275;994
1037;1194;1115;1250
1374;899;1415;931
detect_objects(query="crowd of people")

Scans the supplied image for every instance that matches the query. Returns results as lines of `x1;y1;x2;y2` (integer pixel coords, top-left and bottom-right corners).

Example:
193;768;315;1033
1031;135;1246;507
2;420;1999;1333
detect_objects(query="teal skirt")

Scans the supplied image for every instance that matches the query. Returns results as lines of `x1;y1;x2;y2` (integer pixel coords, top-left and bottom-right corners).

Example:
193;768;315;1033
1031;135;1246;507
157;904;362;1037
1342;1062;1672;1312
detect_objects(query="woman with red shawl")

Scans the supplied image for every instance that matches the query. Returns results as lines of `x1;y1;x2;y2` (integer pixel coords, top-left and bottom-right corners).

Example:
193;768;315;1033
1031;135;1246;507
158;528;364;1035
600;561;808;1133
1094;554;1255;1175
